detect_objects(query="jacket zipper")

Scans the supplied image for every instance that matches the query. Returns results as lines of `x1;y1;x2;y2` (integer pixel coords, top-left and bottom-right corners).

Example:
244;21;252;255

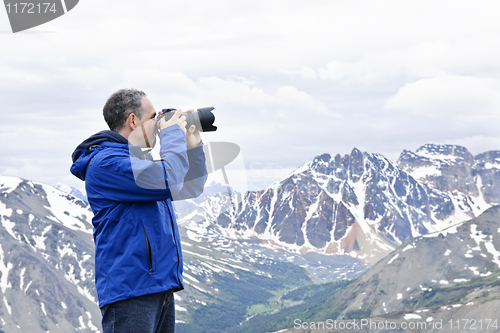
143;226;153;275
165;199;183;286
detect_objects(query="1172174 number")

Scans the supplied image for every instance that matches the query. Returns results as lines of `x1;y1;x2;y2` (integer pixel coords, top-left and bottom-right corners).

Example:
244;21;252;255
448;319;499;330
6;2;57;14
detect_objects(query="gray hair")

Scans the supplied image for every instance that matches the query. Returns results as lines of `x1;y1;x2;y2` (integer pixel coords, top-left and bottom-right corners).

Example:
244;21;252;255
103;89;146;132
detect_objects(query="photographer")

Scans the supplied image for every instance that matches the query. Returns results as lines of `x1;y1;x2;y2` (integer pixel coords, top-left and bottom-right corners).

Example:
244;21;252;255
70;88;207;333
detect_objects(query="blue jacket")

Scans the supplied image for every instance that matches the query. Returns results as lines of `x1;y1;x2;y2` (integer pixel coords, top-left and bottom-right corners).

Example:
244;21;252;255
70;125;207;308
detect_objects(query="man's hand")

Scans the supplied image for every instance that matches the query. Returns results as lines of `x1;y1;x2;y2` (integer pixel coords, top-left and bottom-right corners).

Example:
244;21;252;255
183;109;202;149
158;109;202;148
158;109;187;133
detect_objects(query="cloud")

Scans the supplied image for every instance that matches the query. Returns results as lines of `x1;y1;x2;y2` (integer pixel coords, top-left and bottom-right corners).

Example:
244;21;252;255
2;0;500;192
384;75;500;118
286;38;500;84
119;69;331;120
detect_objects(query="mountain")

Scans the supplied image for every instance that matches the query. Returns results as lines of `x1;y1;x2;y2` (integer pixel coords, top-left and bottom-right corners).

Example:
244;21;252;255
258;205;500;333
53;183;88;203
0;175;99;332
398;143;500;205
179;144;500;264
172;181;234;218
321;205;500;320
0;175;360;333
1;143;499;332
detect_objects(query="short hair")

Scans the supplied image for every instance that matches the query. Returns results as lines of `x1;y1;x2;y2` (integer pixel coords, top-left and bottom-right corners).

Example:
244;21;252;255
103;89;146;132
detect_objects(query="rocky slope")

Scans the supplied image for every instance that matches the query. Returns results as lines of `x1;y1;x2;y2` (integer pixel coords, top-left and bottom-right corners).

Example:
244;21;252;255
241;206;500;333
0;176;99;332
331;205;500;320
398;143;500;206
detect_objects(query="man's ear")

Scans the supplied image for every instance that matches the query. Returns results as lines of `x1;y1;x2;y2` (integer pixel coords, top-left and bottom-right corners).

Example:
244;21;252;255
126;113;137;130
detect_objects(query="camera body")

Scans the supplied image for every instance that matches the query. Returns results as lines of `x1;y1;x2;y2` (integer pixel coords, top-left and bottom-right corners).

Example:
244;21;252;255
157;107;217;132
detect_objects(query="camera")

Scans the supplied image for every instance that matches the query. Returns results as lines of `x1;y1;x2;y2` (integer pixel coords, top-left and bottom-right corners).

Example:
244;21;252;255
157;107;217;132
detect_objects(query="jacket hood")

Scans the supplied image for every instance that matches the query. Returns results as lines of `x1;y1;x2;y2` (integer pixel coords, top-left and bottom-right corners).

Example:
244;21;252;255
70;130;128;181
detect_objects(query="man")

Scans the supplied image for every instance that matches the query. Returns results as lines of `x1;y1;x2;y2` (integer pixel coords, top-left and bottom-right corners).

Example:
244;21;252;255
70;89;207;333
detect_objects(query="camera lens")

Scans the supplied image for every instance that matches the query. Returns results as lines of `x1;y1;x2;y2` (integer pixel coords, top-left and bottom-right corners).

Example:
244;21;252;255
158;107;217;132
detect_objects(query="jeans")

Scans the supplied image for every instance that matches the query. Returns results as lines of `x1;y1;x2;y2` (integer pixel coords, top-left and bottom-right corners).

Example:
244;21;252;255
101;290;175;333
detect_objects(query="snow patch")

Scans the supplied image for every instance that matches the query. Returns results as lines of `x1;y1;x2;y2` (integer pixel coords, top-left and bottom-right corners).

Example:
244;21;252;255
19;267;26;290
408;165;441;181
85;311;99;331
78;315;86;330
468;266;480;275
24;280;32;294
415;150;459;162
483;240;500;268
77;285;97;304
0;207;17;241
453;278;469;283
3;297;11;315
0;176;22;194
40;302;47;316
183;273;199;283
387;254;399;264
485;162;500;170
0;244;13;293
41;184;92;234
402;243;415;252
404;314;422;320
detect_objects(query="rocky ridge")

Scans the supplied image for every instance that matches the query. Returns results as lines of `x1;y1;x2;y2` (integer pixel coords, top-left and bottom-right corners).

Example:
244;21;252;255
269;205;500;333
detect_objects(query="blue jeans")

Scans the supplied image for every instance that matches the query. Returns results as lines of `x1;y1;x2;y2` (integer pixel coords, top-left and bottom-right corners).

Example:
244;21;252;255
101;291;175;333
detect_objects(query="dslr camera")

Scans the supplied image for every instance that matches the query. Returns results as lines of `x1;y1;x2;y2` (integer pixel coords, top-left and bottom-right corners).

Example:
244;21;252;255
156;107;217;133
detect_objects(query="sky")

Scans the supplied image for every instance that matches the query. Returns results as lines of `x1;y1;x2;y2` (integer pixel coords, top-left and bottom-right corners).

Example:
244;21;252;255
1;0;500;193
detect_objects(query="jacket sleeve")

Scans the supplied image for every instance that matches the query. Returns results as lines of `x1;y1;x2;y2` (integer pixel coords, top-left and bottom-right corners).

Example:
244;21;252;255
88;125;207;203
88;125;190;202
171;143;208;201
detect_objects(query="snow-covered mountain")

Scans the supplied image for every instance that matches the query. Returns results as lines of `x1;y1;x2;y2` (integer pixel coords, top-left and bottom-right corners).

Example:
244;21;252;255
180;144;499;264
0;175;99;332
53;183;87;203
398;143;500;205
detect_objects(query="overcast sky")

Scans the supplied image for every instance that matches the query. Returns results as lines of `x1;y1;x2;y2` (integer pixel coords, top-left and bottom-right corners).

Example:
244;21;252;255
1;0;500;193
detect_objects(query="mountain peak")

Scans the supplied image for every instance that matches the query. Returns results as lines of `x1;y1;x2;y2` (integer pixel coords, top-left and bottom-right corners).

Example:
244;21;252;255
0;175;23;194
350;147;362;155
415;143;473;161
398;144;480;195
475;150;500;164
313;153;331;164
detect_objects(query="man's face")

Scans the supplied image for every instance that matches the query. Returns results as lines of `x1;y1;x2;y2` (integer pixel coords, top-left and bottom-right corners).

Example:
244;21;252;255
130;96;158;148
